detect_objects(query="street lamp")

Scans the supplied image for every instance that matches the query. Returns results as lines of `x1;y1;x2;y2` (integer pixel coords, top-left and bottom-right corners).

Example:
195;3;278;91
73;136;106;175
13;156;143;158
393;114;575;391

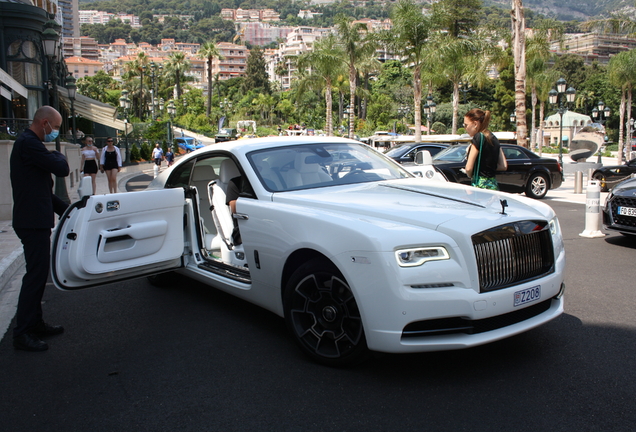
219;97;232;127
459;81;472;104
343;104;351;136
42;17;70;204
548;78;576;167
626;118;634;162
119;89;131;164
423;95;436;135
397;105;409;134
167;100;176;145
66;73;77;143
510;111;516;125
592;101;611;163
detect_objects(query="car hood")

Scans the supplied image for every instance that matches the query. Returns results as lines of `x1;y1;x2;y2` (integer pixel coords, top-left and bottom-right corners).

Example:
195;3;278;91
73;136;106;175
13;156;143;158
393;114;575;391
271;178;553;231
611;176;636;194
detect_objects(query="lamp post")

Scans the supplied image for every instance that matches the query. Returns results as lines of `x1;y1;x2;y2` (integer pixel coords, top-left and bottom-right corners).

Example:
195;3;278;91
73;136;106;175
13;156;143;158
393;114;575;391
397;105;409;134
343;104;351;136
66;73;77;143
627;118;634;162
459;81;471;104
423;95;436;135
119;89;131;164
219;97;232;127
42;18;70;204
592;101;611;163
548;78;576;167
139;65;146;121
167;100;176;146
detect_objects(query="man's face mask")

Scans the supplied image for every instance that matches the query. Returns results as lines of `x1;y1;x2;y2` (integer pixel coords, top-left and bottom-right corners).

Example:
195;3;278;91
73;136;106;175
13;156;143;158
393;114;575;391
44;120;59;142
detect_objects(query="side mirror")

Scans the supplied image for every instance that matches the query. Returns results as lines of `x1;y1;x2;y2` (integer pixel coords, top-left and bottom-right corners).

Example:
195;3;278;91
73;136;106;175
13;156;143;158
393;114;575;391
414;150;433;166
78;175;93;198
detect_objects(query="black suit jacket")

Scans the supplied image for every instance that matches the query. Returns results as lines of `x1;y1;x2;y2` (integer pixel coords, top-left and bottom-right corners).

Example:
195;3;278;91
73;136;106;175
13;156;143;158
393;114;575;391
10;129;70;229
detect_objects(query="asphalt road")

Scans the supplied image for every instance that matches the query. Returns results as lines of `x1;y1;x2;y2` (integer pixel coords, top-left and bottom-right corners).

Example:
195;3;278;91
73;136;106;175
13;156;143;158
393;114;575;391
0;197;634;432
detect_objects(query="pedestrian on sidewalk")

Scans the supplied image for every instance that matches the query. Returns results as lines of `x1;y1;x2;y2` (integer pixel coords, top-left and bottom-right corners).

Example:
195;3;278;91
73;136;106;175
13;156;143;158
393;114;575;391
152;143;164;167
10;105;70;352
165;147;174;167
100;137;122;193
80;136;100;194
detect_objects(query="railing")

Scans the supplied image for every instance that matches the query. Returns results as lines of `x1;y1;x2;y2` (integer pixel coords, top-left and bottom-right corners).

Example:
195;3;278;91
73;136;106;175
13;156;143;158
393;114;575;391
0;118;31;139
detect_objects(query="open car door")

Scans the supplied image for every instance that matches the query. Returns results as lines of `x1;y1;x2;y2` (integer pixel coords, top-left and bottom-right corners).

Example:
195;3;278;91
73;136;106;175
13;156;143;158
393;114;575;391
52;188;185;290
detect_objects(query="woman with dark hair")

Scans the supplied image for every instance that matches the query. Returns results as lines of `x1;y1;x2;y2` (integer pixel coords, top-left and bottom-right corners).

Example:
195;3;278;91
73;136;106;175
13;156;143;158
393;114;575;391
99;137;122;193
463;108;507;190
80;136;100;194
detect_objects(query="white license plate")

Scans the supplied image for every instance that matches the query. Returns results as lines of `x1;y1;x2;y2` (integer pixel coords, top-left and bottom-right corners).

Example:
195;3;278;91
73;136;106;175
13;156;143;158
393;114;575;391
618;206;636;217
514;285;541;307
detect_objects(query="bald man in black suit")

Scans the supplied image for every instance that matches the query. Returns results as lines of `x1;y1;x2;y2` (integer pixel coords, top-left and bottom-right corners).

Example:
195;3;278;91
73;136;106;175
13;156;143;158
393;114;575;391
10;106;70;352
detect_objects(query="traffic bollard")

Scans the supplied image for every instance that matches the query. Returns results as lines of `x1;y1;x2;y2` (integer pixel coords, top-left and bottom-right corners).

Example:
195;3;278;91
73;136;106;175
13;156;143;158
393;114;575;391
579;180;605;238
153;164;159;178
574;171;583;194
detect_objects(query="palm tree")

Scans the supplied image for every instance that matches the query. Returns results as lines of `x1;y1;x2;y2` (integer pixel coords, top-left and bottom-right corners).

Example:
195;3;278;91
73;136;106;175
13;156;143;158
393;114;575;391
335;15;376;139
428;0;494;134
382;0;431;142
297;33;345;136
165;51;191;100
607;50;636;163
526;19;563;150
124;52;150;120
198;42;222;117
512;0;528;148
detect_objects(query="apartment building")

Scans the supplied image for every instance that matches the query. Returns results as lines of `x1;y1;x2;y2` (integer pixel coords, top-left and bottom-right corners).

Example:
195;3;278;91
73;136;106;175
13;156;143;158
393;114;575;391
239;22;293;46
66;56;104;79
208;42;249;81
551;32;636;65
221;8;280;21
62;36;99;61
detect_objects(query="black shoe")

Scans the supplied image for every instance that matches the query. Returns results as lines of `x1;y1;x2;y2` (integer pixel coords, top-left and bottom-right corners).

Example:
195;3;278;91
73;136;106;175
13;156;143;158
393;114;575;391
13;333;48;352
31;322;64;337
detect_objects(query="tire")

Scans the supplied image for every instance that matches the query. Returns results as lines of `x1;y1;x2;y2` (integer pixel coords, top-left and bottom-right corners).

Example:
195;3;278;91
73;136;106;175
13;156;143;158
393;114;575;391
593;172;608;192
525;172;549;199
283;258;368;366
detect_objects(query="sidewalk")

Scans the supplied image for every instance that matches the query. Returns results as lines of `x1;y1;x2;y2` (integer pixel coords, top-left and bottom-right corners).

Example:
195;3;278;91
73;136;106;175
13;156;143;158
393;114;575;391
0;160;163;338
0;154;619;338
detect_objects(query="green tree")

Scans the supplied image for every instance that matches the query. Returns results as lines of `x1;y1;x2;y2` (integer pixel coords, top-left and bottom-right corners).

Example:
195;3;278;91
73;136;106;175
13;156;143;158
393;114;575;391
76;70;118;104
198;41;222;117
381;0;431;141
165;51;191;99
335;14;376;138
242;46;271;94
607;50;636;163
297;33;345;136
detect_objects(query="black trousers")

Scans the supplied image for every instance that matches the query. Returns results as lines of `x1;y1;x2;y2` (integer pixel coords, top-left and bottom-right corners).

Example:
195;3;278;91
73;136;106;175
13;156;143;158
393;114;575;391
13;227;51;338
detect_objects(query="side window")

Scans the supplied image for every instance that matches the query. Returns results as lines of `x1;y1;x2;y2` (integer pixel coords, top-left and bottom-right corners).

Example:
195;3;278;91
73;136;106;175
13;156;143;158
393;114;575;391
504;148;525;160
165;159;195;188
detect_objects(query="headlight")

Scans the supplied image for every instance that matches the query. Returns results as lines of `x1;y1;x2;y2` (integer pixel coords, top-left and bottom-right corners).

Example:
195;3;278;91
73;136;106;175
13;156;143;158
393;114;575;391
548;216;561;236
395;246;450;267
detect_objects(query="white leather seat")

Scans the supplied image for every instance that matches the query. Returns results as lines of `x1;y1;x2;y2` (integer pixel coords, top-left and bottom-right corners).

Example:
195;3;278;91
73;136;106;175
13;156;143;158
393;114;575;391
207;159;246;267
284;153;333;188
190;165;218;234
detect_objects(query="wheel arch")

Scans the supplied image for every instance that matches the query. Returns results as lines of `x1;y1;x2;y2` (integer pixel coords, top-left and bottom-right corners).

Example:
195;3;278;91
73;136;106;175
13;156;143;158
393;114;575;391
281;248;335;304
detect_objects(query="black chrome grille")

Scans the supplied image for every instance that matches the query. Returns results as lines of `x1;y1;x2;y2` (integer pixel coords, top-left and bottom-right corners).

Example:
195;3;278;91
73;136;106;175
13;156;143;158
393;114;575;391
402;298;553;338
610;196;636;227
472;221;554;293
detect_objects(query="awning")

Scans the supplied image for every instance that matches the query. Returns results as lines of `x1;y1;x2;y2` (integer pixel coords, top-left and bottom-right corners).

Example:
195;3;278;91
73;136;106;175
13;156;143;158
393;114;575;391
0;67;28;100
57;87;133;134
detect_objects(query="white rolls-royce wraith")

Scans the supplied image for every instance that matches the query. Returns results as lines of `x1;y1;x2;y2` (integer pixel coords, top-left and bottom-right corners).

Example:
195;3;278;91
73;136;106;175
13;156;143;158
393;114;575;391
53;136;565;366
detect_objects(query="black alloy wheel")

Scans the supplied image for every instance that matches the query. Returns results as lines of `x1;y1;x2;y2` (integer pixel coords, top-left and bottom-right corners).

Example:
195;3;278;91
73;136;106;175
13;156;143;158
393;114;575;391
284;258;368;366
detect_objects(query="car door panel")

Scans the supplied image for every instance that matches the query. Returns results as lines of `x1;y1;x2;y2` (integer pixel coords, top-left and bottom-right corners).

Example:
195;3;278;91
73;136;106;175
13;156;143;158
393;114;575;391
52;188;185;290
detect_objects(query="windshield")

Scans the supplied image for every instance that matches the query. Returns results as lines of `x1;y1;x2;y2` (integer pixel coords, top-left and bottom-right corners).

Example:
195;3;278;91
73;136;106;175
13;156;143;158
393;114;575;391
433;144;468;162
248;142;412;192
384;144;409;157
